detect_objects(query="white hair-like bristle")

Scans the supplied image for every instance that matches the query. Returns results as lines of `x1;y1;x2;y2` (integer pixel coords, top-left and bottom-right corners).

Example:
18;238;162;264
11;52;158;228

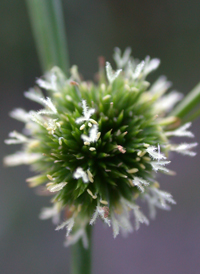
166;122;194;138
73;167;89;183
106;62;122;84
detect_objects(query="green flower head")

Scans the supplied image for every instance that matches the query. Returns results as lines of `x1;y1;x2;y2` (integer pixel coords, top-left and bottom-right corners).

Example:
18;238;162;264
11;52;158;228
4;48;197;247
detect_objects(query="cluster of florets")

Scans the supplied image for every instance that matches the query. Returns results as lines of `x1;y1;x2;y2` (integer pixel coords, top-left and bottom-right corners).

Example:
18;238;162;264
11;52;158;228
4;48;197;247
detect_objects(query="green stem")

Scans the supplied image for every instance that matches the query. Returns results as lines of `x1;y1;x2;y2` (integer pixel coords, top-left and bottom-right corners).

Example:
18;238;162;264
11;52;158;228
169;82;200;120
26;0;70;74
70;225;93;274
184;107;200;123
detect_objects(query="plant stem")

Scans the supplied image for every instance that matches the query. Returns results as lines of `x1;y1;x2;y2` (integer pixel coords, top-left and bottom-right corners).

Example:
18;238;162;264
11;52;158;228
26;0;70;74
169;82;200;120
184;108;200;123
70;225;93;274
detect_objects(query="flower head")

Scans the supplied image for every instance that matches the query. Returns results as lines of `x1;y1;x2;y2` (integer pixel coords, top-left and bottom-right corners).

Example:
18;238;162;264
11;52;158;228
4;49;197;247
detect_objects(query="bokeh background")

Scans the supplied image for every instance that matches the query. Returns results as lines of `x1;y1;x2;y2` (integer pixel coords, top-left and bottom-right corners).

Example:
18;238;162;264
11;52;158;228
1;1;200;273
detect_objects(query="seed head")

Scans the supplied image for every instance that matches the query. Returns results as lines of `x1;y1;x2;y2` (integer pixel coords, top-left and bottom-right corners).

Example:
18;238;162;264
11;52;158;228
4;49;197;247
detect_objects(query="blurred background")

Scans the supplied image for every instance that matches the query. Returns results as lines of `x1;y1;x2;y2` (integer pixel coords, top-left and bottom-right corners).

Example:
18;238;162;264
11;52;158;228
1;0;200;273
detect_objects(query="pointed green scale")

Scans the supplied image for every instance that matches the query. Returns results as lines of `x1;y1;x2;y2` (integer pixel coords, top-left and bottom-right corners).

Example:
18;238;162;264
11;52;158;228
110;170;128;179
119;125;129;132
97;153;110;158
71;128;82;143
98;161;107;170
103;129;113;141
116;110;124;125
103;143;117;153
63;139;79;150
65;113;77;127
74;184;88;199
106;178;118;187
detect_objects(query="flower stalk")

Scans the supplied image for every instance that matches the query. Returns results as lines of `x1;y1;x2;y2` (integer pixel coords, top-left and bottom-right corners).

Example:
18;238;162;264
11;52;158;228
26;0;70;74
169;82;200;122
70;225;92;274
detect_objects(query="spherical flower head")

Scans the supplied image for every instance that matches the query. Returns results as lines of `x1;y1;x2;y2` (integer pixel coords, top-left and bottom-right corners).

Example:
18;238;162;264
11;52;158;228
4;48;197;247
